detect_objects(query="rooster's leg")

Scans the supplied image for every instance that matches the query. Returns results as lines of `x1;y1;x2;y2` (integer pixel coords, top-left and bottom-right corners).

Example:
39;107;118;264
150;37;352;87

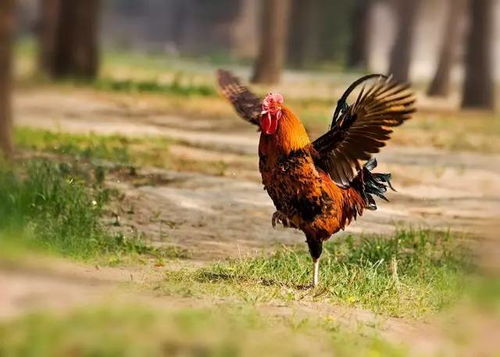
306;237;323;288
313;259;320;287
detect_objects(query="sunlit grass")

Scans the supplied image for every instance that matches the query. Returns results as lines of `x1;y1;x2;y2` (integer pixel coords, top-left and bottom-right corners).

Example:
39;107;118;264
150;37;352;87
15;127;133;164
15;127;169;166
15;127;234;177
14;128;173;167
0;304;408;357
160;229;472;318
0;159;181;262
92;77;216;96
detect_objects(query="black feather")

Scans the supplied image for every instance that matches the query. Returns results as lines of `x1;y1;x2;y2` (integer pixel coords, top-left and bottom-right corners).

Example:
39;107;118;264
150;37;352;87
351;158;395;211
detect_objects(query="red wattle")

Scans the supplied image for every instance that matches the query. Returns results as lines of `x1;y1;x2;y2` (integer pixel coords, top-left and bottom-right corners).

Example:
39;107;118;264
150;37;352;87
268;116;279;134
260;113;279;134
260;114;271;134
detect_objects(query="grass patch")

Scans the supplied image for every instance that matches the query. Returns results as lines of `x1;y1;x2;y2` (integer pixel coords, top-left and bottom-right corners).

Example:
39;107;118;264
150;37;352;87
15;127;133;164
15;127;232;176
92;77;216;97
0;305;408;357
15;127;173;168
462;276;500;314
0;159;178;262
161;229;472;318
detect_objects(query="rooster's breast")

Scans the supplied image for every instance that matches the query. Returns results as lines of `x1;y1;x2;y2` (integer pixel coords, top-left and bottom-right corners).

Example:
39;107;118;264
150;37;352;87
258;147;341;236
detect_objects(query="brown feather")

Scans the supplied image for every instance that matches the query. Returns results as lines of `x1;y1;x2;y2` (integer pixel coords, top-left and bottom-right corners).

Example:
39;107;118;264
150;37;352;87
216;69;262;125
312;76;416;186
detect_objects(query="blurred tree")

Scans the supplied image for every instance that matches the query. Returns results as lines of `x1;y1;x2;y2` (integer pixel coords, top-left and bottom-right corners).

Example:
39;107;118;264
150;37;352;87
462;0;495;109
314;0;356;65
427;0;465;97
100;0;355;65
38;0;58;73
252;0;291;84
39;0;101;79
0;0;15;159
232;0;259;58
172;0;241;56
287;0;321;68
387;0;421;82
346;0;374;70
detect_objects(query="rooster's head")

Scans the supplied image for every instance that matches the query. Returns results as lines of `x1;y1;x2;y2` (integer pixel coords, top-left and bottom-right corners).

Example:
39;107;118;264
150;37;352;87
260;93;284;135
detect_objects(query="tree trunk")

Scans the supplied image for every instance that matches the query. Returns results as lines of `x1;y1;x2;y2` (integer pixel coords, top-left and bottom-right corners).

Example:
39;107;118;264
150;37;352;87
231;0;260;58
39;0;101;80
387;0;421;82
287;0;320;68
38;0;59;72
461;0;495;110
347;0;374;70
0;0;15;159
252;0;291;84
427;0;465;97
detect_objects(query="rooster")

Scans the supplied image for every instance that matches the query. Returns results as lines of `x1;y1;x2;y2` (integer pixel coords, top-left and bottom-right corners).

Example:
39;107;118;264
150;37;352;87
217;70;416;287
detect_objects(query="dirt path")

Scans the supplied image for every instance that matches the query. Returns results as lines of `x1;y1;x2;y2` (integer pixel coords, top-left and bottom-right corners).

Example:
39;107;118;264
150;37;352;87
14;88;500;260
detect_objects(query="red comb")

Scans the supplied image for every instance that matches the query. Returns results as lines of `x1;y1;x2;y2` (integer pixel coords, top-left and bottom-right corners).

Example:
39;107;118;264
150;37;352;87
263;93;284;107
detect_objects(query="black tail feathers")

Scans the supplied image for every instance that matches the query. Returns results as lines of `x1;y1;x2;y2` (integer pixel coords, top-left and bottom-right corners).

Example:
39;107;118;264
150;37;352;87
352;158;395;211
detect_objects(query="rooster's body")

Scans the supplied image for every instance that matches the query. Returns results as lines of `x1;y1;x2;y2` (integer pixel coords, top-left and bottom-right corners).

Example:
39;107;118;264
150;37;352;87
259;108;362;246
217;70;415;286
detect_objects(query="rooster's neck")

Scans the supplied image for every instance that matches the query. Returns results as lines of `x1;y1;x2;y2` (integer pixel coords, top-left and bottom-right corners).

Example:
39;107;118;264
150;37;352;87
259;107;311;156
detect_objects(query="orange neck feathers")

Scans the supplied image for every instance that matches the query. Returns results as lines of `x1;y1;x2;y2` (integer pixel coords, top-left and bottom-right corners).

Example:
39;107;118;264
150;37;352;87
259;106;310;156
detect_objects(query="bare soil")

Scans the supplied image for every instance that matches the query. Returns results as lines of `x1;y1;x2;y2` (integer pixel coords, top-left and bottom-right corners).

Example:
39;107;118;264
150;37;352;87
14;88;500;260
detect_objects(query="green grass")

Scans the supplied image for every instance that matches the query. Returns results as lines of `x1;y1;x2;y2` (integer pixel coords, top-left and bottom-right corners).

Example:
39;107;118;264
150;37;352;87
24;76;218;97
15;127;133;164
0;159;179;262
463;276;500;314
15;127;174;168
91;77;217;96
15;127;232;176
0;305;408;357
160;229;472;318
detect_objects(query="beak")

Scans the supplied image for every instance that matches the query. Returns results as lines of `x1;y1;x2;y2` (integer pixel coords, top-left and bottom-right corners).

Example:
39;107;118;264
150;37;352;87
261;106;281;115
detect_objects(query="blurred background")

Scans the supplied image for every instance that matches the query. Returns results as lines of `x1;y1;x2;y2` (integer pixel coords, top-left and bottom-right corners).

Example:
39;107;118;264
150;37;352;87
6;0;500;92
0;1;499;356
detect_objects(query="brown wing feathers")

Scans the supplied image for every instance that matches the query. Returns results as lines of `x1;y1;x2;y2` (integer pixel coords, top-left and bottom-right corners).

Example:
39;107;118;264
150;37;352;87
216;69;262;125
312;76;416;187
216;70;416;188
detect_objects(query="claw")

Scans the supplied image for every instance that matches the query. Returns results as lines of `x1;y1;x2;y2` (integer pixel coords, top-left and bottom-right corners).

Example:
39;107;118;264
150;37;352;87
271;211;296;229
271;211;281;228
271;212;278;228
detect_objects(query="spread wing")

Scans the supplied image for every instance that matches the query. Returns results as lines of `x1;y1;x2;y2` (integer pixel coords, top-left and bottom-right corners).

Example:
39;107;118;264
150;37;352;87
312;74;416;187
216;69;262;125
